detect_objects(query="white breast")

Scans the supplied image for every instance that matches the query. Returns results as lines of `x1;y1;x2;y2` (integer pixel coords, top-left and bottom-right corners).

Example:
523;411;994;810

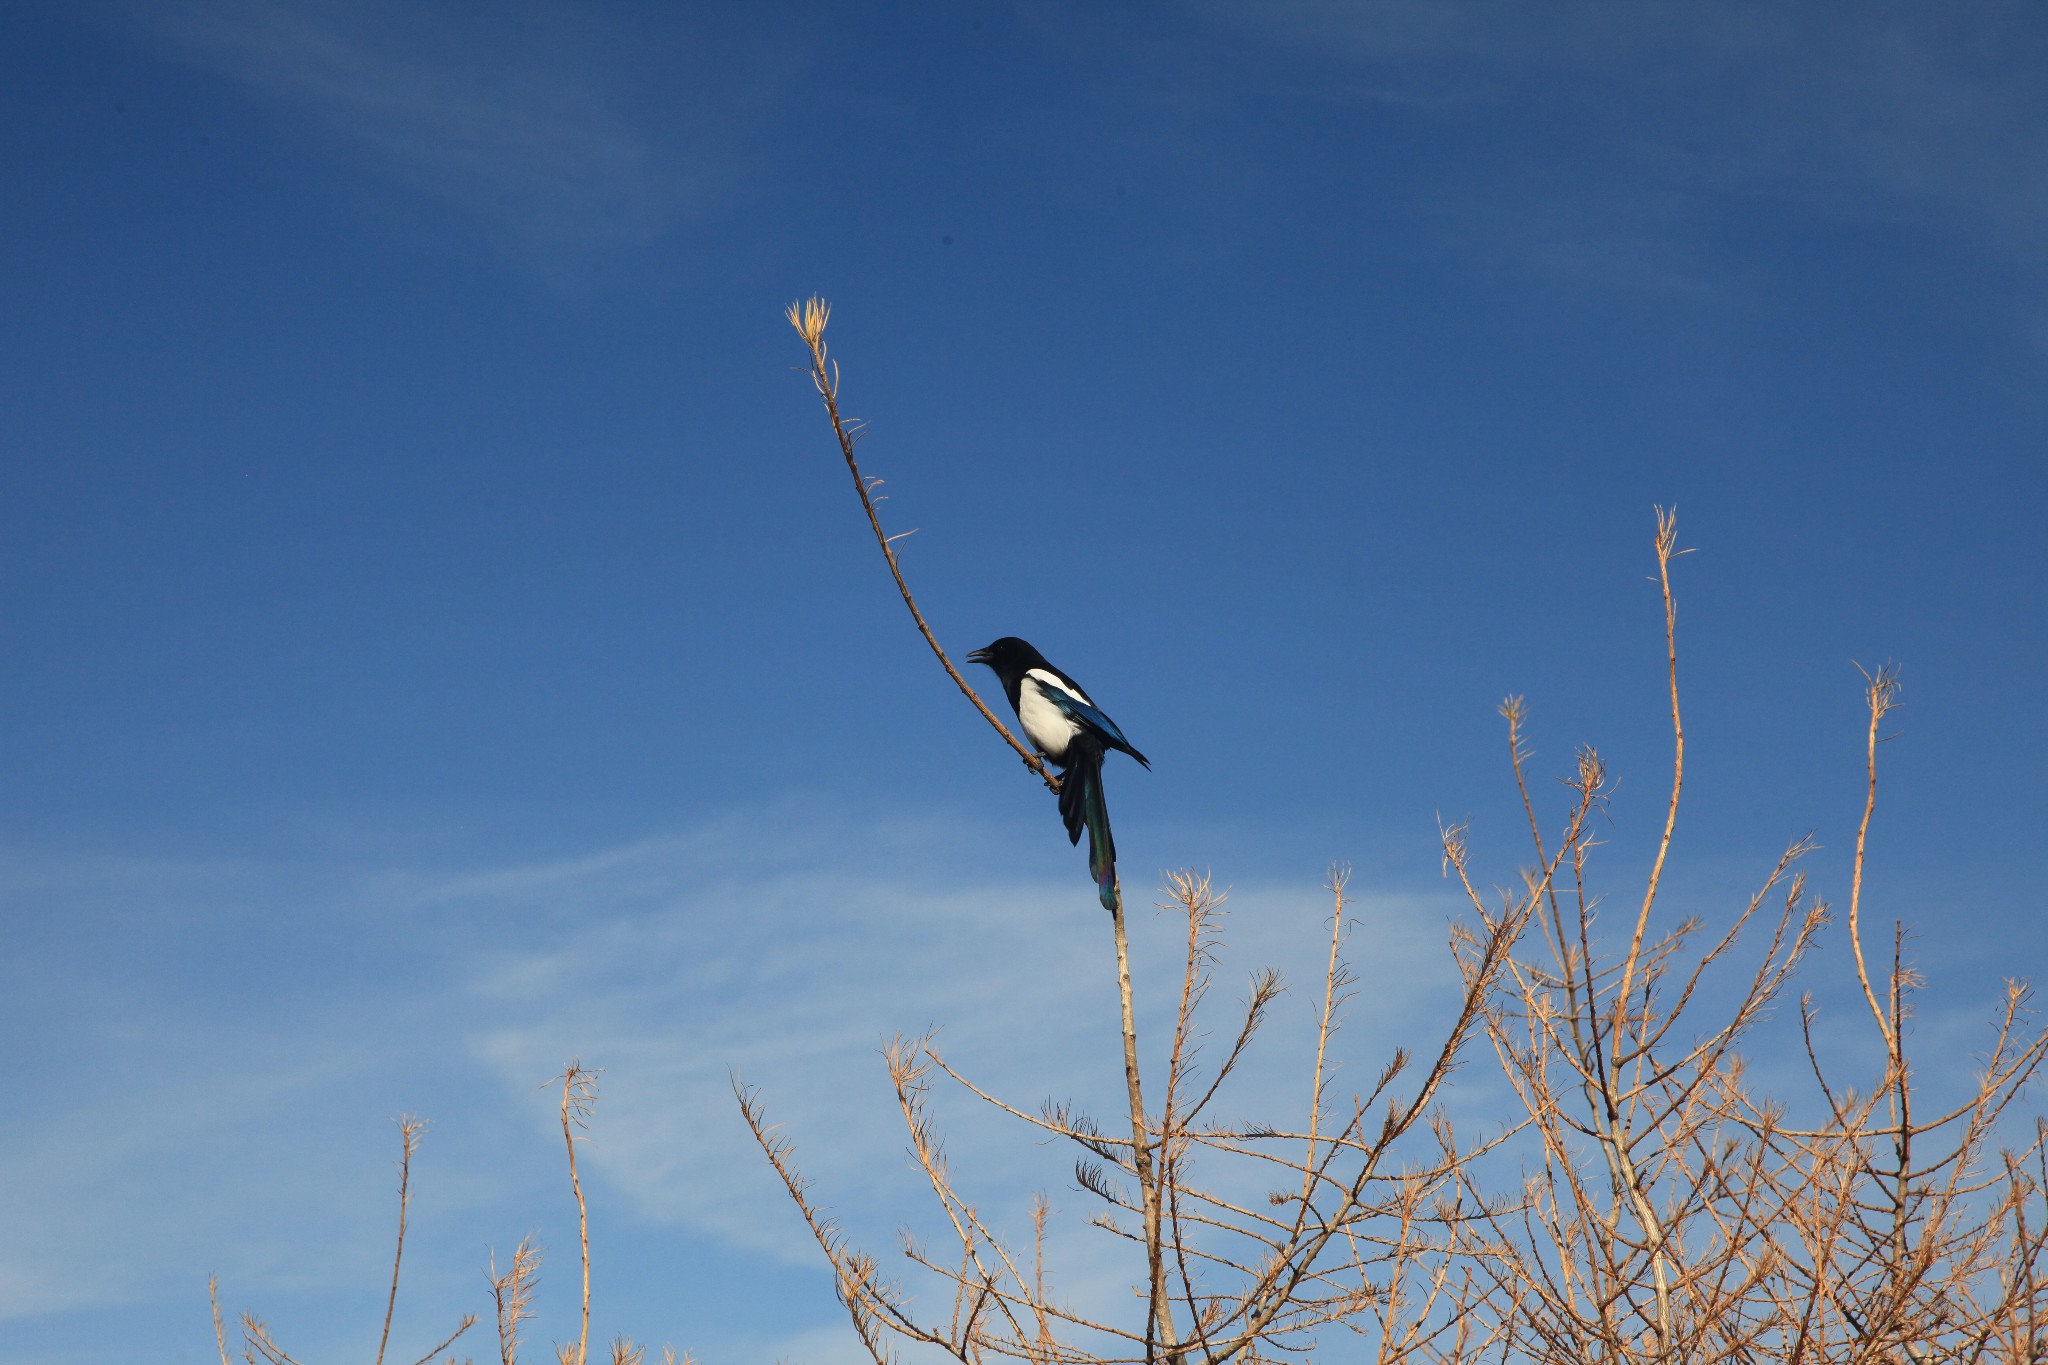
1018;669;1087;760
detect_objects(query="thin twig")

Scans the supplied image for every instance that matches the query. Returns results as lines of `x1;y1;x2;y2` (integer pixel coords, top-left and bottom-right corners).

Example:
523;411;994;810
1612;507;1687;1053
402;1315;478;1365
1846;663;1900;1045
1109;877;1177;1360
491;1235;543;1365
558;1063;602;1365
210;1275;232;1365
786;297;1057;792
376;1116;428;1365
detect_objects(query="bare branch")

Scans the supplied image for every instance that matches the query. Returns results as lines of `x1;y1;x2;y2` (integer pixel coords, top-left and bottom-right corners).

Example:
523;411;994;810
785;297;1057;792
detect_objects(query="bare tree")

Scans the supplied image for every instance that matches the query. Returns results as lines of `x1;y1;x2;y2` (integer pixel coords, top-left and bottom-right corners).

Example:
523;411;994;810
210;1070;690;1365
756;300;1530;1364
740;863;1522;1365
1441;519;2048;1365
213;1117;478;1365
759;301;2048;1365
207;303;2047;1365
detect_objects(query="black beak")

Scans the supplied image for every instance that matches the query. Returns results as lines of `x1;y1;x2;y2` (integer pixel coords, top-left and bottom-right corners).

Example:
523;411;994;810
966;646;991;666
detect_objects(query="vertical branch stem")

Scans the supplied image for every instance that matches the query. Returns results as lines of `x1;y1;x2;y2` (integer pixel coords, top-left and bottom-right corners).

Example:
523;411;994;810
1294;870;1350;1232
1111;879;1176;1361
1603;511;1686;1357
1847;665;1899;1046
376;1116;424;1365
560;1065;597;1365
1613;508;1685;1047
785;300;1184;1356
210;1275;232;1365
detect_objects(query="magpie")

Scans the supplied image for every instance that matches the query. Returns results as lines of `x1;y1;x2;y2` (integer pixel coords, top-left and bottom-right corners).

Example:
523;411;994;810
966;637;1150;911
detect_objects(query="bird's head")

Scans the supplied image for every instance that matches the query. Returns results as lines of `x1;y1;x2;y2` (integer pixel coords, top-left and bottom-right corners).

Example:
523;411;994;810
967;637;1041;674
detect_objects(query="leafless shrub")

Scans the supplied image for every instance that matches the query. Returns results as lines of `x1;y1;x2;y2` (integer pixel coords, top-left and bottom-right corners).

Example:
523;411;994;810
205;303;2046;1365
210;1116;478;1365
1438;519;2048;1365
767;302;2048;1365
740;866;1524;1364
209;1069;689;1365
490;1235;543;1365
556;1062;601;1365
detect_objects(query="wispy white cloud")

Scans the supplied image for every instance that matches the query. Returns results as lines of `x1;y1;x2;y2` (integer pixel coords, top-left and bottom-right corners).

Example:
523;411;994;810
1176;0;2048;293
0;1034;393;1315
6;809;2025;1361
440;850;1470;1349
408;831;1466;1268
0;812;1465;1355
108;0;792;271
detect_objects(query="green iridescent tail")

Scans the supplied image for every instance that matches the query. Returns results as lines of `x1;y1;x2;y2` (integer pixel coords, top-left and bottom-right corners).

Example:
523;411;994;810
1057;738;1118;912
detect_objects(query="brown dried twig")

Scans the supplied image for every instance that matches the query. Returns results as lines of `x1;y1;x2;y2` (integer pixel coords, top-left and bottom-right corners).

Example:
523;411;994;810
209;1275;232;1365
490;1235;544;1365
214;1118;475;1365
787;296;1182;1351
1438;511;2048;1365
557;1063;602;1365
785;296;1056;793
771;309;2048;1365
376;1115;428;1365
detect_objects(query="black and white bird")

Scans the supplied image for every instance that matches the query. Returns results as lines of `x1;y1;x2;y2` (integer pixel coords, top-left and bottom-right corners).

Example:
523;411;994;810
966;637;1150;911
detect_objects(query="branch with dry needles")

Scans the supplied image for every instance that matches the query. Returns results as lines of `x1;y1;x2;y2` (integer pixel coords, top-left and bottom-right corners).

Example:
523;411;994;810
1750;661;2048;1365
739;869;1527;1365
777;313;2048;1363
770;300;1558;1363
210;1070;690;1365
557;1062;602;1365
490;1235;543;1365
1441;516;1842;1365
785;296;1056;794
785;295;1180;1351
210;1117;478;1365
1438;511;2048;1365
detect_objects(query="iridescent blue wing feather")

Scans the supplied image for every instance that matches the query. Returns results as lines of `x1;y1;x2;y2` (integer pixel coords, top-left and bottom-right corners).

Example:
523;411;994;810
1045;691;1151;769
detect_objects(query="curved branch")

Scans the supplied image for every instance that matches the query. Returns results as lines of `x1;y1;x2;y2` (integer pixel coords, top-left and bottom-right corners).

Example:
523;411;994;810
787;298;1058;793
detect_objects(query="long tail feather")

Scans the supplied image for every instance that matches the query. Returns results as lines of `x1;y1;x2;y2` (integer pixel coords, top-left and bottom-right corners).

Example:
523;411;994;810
1056;740;1117;911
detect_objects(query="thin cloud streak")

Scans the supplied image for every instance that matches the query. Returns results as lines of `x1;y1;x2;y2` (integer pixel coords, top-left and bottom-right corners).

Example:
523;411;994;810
114;0;775;265
1180;0;2048;291
6;822;2020;1349
0;813;1465;1335
424;828;1469;1266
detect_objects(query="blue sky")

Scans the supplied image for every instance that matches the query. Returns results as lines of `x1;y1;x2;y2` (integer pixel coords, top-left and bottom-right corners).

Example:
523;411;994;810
3;2;2045;1361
